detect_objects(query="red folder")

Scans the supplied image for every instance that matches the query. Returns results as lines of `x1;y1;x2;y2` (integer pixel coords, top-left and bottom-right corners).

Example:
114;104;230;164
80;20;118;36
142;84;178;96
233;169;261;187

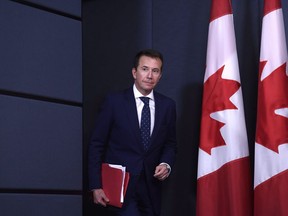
101;163;130;208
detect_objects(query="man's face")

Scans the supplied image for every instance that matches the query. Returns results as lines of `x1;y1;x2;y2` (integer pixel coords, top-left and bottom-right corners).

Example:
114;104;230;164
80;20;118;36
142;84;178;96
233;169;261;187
132;55;162;96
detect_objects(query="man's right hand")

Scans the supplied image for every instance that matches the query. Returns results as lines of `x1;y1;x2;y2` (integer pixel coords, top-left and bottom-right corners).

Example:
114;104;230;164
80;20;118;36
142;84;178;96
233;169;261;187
92;189;110;207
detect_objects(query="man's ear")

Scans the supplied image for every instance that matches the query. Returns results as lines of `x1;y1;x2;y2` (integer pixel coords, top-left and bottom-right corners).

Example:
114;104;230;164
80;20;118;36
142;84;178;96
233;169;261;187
132;68;137;79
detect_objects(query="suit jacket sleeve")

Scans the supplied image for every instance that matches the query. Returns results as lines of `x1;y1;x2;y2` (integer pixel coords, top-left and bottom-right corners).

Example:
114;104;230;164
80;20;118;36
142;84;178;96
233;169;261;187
88;95;114;190
159;99;177;167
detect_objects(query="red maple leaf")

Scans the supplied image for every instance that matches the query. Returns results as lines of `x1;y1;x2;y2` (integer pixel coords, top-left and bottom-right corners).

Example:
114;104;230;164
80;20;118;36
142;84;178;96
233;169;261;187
200;65;240;154
256;61;288;153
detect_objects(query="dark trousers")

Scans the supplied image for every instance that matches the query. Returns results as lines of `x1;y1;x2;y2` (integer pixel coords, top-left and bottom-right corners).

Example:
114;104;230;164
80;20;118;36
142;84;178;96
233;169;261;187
112;171;156;216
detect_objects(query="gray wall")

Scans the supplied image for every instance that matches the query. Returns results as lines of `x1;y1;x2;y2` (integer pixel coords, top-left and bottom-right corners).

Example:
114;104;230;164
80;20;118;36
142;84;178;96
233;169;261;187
0;1;82;215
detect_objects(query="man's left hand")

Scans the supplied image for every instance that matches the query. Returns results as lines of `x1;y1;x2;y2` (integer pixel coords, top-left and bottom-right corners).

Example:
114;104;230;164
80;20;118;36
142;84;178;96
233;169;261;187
153;164;169;181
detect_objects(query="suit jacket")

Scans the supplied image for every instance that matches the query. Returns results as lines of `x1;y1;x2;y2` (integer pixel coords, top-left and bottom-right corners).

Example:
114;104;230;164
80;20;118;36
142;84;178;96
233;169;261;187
88;87;177;214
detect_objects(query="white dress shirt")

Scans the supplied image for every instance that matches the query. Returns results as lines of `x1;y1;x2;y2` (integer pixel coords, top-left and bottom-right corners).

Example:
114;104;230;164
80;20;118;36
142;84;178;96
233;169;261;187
133;84;155;135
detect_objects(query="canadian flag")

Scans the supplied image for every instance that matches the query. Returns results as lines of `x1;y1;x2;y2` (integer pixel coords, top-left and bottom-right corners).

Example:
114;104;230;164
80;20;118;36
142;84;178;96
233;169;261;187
254;0;288;215
196;0;252;215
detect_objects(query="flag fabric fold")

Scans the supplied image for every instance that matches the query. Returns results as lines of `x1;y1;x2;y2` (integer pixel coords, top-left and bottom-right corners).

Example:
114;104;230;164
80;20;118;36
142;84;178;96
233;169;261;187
196;0;252;215
254;0;288;215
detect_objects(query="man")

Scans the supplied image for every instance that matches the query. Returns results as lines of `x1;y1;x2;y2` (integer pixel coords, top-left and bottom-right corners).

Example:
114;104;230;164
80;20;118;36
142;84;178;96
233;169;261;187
88;49;177;216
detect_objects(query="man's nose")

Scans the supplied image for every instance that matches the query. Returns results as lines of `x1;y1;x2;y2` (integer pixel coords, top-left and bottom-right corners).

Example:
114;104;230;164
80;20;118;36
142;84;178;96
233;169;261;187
147;70;152;78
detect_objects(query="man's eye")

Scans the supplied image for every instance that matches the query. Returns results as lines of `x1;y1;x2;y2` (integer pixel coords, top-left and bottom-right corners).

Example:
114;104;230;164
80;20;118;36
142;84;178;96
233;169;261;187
152;69;160;74
142;67;149;71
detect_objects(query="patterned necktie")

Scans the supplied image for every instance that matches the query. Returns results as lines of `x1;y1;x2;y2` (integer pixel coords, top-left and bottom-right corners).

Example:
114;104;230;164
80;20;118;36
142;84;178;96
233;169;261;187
140;97;151;151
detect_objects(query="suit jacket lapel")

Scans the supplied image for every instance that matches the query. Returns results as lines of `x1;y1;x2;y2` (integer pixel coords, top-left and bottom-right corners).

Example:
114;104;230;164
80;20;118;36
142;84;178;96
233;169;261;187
124;88;142;144
150;92;162;147
123;88;164;151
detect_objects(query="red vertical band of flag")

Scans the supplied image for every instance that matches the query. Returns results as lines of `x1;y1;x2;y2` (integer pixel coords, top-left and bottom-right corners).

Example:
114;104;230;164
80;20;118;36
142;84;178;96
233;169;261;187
210;0;232;22
263;0;281;16
254;0;288;215
196;0;252;215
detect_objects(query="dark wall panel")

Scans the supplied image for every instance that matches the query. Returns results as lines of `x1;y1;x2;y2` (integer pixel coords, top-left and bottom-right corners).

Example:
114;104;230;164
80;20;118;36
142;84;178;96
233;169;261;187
82;0;154;148
0;95;82;190
25;0;81;17
0;1;82;103
0;193;82;216
152;1;211;215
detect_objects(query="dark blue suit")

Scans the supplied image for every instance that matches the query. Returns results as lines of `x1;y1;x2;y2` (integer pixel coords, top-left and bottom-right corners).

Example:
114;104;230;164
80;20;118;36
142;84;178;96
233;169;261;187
88;87;177;215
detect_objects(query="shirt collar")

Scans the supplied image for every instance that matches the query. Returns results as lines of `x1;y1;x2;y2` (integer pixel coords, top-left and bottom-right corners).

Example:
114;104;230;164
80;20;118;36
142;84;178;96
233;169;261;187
133;84;154;101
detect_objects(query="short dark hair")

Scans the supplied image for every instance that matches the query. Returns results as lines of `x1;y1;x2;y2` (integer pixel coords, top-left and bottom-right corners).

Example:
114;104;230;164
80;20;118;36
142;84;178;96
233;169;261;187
133;49;164;70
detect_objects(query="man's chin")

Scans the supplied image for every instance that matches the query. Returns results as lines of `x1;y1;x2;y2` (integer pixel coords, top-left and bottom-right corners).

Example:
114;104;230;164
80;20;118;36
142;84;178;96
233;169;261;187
144;87;154;92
